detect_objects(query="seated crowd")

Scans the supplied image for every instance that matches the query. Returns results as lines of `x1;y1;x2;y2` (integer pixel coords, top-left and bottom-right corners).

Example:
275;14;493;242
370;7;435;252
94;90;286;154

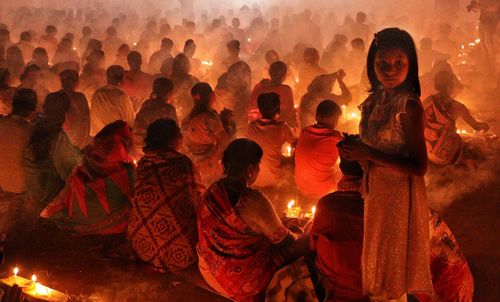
0;24;479;302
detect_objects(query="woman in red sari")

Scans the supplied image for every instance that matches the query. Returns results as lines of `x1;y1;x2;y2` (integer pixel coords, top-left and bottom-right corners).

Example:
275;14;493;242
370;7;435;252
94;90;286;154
41;120;135;236
197;138;309;302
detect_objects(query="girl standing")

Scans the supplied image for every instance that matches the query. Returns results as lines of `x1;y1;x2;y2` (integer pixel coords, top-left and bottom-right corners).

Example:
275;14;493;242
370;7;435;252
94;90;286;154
339;28;433;301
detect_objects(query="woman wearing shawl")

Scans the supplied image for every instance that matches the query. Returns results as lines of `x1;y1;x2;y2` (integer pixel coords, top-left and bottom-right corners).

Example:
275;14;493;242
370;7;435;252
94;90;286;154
128;119;204;272
24;92;82;208
423;71;489;165
182;82;230;185
133;77;178;158
215;61;252;132
40;120;134;236
197;139;309;302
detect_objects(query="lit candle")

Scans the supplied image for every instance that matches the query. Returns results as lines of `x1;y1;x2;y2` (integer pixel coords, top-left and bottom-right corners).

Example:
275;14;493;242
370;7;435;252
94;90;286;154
304;206;317;218
282;143;293;157
12;267;19;284
286;200;302;217
31;274;37;284
286;200;295;217
201;60;213;67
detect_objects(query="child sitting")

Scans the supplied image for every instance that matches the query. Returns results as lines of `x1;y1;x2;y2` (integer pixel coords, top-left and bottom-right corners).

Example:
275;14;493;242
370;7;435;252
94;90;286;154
247;92;297;193
248;61;296;126
295;100;343;207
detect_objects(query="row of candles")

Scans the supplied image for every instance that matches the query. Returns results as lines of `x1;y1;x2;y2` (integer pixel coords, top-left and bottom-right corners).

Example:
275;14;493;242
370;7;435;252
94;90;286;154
4;267;52;298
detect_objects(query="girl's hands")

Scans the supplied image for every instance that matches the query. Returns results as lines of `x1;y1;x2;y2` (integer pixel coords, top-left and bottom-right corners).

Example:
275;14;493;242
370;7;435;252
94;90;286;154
339;140;373;161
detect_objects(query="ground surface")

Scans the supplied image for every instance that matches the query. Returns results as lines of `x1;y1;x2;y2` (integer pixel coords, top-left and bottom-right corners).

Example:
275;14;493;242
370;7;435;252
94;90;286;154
0;194;230;302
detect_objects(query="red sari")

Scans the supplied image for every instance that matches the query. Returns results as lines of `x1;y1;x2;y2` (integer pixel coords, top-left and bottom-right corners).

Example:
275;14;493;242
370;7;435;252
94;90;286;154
197;180;290;301
41;121;134;235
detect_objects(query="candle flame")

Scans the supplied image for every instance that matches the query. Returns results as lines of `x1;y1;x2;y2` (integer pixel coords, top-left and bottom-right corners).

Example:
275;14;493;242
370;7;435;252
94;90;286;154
247;37;252;42
286;146;292;156
475;38;480;43
13;267;19;276
312;206;316;215
133;159;138;166
31;274;37;283
287;200;295;209
133;42;137;46
201;60;213;66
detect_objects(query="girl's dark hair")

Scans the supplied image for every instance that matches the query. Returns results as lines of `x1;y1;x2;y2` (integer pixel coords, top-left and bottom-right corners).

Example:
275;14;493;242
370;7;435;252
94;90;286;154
151;77;174;100
222;138;263;176
29;92;71;163
367;28;421;96
144;118;180;150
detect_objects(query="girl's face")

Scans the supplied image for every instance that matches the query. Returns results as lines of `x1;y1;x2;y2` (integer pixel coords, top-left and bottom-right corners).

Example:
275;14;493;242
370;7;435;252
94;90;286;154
374;48;409;90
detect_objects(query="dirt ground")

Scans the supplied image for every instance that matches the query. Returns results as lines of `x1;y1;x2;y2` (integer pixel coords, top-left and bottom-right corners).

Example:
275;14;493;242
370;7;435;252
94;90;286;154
0;193;230;302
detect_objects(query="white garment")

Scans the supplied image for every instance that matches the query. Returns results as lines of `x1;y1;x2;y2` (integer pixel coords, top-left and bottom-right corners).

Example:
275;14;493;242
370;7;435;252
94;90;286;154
89;84;135;136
